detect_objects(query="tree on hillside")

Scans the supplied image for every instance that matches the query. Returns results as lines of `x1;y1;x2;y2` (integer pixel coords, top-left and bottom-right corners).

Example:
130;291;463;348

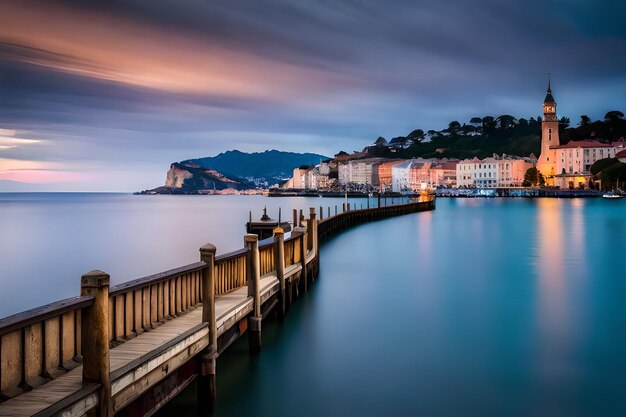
335;151;348;157
373;137;388;147
604;110;624;123
496;115;517;130
470;117;483;128
427;130;439;138
482;116;496;135
389;136;408;148
599;162;626;190
447;121;461;133
523;167;545;187
407;129;425;143
579;115;590;127
590;158;619;175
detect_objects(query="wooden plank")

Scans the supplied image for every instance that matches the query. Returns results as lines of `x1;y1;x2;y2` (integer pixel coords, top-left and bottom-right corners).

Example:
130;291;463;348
133;290;142;335
61;312;75;365
43;317;59;378
115;295;124;341
150;285;158;327
124;293;134;339
23;323;42;385
141;288;149;331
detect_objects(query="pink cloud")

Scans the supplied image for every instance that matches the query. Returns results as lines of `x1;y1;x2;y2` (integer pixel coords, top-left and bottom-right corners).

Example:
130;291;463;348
0;169;88;184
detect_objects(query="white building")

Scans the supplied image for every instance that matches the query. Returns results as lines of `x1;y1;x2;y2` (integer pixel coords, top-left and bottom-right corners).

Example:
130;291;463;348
456;154;536;188
391;159;427;192
552;140;617;188
337;159;383;186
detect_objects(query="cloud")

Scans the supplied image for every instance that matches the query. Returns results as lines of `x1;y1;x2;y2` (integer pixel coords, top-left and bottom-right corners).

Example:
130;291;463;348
1;0;626;191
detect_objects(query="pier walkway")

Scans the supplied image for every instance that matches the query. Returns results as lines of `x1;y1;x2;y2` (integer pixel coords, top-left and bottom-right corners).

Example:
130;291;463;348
0;199;434;417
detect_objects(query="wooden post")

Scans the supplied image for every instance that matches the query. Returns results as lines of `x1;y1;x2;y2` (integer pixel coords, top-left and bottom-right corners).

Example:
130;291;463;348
342;203;345;212
328;207;330;218
273;228;286;317
307;208;316;251
292;209;297;230
378;193;381;208
81;270;112;417
319;206;323;220
198;244;217;404
334;205;337;215
245;234;262;353
312;208;319;260
297;227;308;293
299;209;304;227
347;203;351;211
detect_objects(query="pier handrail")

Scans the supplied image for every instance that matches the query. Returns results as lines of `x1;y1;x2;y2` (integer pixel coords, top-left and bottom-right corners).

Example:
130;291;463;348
106;262;204;346
0;296;94;337
0;295;92;399
214;248;249;295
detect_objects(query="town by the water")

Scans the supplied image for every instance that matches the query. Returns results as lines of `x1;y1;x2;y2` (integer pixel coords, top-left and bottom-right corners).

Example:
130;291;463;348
142;80;626;199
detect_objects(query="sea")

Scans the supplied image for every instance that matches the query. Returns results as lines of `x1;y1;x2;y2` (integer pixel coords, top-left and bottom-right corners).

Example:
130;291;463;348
2;193;626;416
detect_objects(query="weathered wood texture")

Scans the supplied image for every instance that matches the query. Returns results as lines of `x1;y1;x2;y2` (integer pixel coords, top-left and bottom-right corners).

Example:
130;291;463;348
0;297;91;400
214;249;249;295
107;263;205;346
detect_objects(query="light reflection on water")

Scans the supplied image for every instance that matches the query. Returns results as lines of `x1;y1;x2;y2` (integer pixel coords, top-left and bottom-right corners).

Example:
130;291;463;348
2;194;626;416
165;196;625;417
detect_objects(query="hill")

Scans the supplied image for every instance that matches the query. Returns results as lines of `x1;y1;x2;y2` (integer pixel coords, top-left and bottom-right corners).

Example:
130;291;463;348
184;149;328;187
138;149;328;194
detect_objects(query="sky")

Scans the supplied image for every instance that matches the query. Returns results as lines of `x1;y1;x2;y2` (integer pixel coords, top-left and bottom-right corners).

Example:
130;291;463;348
1;0;625;191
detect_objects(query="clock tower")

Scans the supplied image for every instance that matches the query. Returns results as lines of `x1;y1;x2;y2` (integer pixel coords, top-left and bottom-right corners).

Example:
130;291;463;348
536;75;559;182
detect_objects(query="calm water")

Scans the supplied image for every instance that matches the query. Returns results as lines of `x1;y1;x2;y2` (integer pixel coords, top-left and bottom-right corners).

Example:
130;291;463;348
0;193;382;317
157;197;626;417
2;194;626;416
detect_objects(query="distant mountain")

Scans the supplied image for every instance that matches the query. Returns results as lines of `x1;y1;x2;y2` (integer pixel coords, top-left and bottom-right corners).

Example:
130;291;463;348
137;149;328;194
183;149;328;187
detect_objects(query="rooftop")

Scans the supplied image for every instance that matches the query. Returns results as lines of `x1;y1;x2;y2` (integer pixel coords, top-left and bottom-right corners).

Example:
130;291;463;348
553;140;613;149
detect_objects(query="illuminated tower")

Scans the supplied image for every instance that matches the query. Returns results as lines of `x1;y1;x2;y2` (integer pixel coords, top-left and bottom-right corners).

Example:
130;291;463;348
536;75;559;182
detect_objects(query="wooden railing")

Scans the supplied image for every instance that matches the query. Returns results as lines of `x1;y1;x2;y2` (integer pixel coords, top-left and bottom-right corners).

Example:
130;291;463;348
107;262;205;344
214;248;248;295
0;296;93;398
317;199;435;242
258;244;275;276
283;233;302;267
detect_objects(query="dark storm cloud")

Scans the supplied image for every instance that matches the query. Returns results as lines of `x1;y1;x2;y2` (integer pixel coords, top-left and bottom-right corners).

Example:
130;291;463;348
1;0;625;190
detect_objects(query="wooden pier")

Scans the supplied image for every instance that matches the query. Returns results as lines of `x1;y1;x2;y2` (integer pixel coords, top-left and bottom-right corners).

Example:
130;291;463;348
0;199;435;417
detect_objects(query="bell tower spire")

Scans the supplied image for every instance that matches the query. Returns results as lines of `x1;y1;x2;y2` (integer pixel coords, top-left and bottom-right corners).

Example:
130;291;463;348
536;74;559;182
543;73;557;121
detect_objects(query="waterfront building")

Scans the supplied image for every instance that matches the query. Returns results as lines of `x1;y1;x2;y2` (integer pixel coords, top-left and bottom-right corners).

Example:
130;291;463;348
378;160;406;191
291;166;313;189
456;154;536;187
337;158;384;187
391;159;429;191
535;77;618;189
406;160;458;189
428;161;459;187
391;160;415;191
552;140;616;188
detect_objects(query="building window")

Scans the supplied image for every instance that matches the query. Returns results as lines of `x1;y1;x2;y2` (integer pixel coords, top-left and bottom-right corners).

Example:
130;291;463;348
549;128;552;141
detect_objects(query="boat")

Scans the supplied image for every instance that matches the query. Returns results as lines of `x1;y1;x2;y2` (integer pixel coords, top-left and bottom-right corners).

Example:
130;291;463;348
602;192;624;199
